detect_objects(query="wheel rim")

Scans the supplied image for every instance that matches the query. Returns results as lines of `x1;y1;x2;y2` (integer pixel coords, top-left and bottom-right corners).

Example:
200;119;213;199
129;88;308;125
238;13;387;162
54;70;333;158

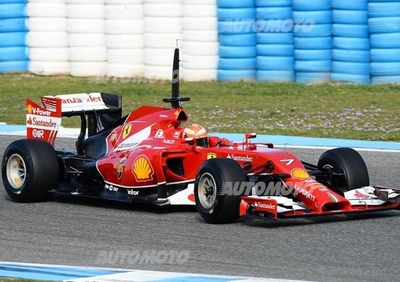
197;172;217;210
6;153;26;189
322;164;334;186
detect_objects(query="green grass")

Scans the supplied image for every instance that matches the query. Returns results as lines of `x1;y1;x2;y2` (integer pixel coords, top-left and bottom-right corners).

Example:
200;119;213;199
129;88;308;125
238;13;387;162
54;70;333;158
1;73;400;141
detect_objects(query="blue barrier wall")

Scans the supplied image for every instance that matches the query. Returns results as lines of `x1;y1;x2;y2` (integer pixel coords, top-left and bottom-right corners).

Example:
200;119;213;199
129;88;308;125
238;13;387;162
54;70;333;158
0;0;399;84
0;0;28;73
217;0;400;84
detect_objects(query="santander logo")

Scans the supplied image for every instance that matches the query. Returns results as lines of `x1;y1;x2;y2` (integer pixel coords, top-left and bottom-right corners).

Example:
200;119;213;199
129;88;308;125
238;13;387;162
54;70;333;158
60;94;102;104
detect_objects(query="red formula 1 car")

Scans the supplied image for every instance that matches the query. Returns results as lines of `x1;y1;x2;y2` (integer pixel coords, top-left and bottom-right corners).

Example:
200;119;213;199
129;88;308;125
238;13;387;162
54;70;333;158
2;48;400;224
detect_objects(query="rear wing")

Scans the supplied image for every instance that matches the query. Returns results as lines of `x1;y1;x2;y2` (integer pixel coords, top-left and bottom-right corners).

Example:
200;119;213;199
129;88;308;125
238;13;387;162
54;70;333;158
42;92;122;117
26;93;122;146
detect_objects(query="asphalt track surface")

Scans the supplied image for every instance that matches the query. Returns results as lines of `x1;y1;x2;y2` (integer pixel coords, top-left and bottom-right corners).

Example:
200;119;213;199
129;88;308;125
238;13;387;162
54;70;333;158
1;135;400;282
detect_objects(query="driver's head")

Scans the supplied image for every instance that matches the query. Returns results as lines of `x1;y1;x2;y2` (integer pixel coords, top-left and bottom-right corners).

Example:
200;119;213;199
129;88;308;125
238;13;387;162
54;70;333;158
184;124;209;147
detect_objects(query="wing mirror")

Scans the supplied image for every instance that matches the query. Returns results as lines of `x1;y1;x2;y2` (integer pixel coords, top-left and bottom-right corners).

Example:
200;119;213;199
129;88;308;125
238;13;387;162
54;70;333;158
245;133;257;139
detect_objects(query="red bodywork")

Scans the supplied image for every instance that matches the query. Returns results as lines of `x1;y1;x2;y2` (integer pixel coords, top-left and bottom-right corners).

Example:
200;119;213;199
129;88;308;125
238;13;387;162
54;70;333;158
24;94;400;219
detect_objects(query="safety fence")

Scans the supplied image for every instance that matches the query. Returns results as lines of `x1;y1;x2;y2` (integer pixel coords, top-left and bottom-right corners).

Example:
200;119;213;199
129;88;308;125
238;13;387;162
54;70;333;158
0;0;399;84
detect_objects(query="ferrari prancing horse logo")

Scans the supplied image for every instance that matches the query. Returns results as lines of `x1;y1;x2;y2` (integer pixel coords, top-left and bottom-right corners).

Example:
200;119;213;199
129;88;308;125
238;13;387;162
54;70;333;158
122;124;132;139
207;153;217;160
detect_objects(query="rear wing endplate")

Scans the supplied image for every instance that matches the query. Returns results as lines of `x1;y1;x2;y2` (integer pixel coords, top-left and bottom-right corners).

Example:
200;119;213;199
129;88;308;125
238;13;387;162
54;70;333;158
26;93;122;146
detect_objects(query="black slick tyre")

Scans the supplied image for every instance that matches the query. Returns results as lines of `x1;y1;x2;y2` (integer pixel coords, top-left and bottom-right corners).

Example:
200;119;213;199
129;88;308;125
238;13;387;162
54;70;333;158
317;147;369;194
2;139;59;202
195;158;246;224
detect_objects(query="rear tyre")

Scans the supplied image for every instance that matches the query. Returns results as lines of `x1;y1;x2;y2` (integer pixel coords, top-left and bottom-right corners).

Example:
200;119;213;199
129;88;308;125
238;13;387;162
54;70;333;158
195;158;245;224
2;139;59;202
317;147;369;194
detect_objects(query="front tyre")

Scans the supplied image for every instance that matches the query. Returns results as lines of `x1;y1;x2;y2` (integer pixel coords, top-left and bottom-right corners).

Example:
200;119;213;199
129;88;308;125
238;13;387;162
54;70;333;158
317;147;369;194
195;158;246;224
2;139;59;202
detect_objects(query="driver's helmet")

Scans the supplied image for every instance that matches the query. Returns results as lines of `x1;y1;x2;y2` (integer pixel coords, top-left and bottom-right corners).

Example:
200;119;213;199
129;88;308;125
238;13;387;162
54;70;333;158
184;124;209;147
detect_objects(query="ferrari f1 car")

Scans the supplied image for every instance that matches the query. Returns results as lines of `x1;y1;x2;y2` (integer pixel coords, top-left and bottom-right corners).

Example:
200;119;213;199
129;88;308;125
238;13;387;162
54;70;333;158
2;47;400;224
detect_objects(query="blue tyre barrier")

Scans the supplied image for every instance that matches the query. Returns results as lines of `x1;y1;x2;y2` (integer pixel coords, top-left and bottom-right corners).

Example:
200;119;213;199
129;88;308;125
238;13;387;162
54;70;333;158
332;61;369;75
255;0;292;7
295;49;332;60
217;8;255;21
331;73;370;84
333;37;369;50
295;60;331;72
0;46;28;61
0;32;26;47
219;46;257;58
368;3;400;18
332;10;368;24
371;76;400;84
294;36;332;49
217;69;256;81
332;49;370;63
0;60;28;73
294;24;331;37
295;72;331;83
257;44;294;56
257;56;294;70
256;70;295;82
369;17;400;34
332;24;369;38
0;0;27;3
370;62;400;76
219;34;256;46
217;0;254;8
0;4;26;19
218;58;256;70
370;49;400;62
292;11;331;24
218;20;255;34
293;0;331;11
331;0;368;10
370;33;400;48
0;18;27;32
256;7;293;19
257;33;293;44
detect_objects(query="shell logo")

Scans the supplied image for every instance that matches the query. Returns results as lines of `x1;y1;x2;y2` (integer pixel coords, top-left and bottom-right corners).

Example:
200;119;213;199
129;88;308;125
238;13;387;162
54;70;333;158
122;124;132;139
132;155;154;182
26;104;33;114
291;168;310;180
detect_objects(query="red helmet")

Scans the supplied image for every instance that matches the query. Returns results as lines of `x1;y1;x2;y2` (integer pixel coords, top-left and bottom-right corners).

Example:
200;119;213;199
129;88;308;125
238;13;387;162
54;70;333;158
184;124;209;147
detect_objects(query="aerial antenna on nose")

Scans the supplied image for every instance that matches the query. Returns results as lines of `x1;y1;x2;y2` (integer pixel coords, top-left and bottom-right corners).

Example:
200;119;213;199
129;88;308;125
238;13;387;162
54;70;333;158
163;40;190;108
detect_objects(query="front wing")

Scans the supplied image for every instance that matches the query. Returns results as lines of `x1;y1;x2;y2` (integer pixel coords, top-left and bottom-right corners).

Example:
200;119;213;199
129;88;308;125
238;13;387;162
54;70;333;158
240;186;400;220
